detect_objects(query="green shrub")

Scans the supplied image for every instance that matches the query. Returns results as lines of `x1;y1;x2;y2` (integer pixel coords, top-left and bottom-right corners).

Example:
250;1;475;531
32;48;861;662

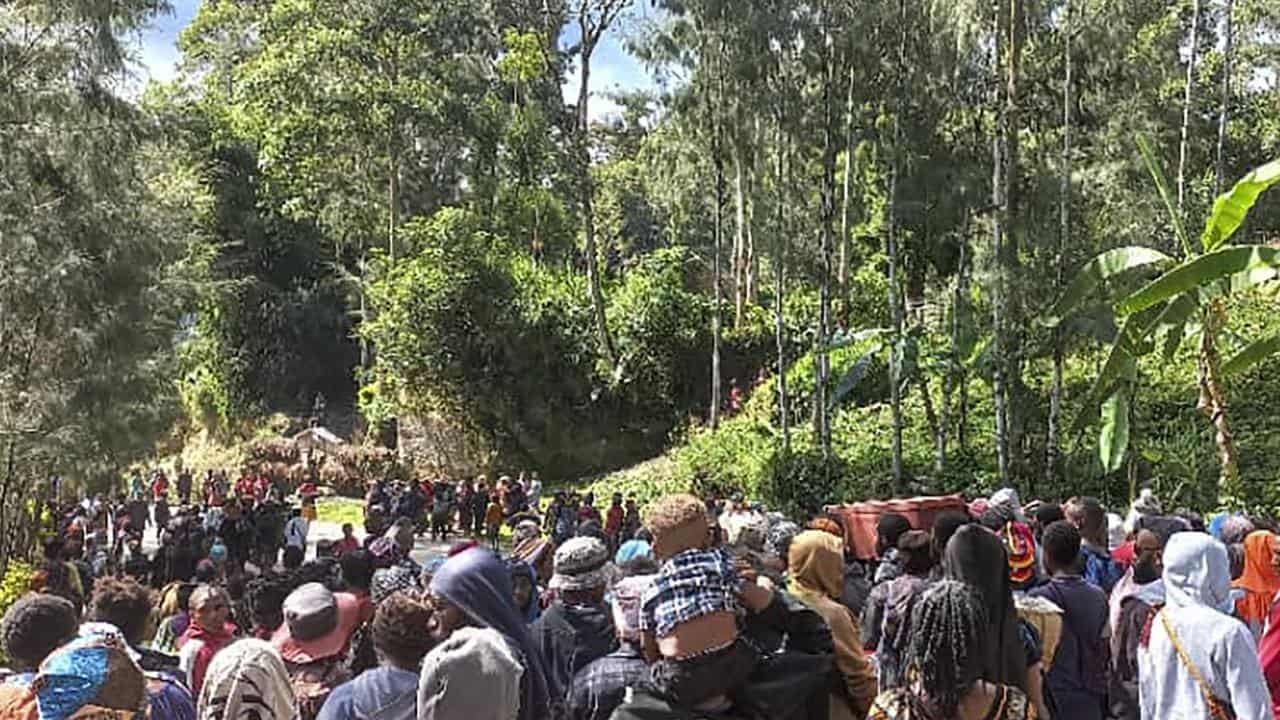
759;448;849;519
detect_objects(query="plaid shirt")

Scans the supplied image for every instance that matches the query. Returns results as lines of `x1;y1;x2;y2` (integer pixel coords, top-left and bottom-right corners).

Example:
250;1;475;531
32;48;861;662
568;644;649;720
640;547;742;637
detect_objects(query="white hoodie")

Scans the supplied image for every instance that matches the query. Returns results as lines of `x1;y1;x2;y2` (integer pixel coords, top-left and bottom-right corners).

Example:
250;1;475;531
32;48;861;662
1138;532;1273;720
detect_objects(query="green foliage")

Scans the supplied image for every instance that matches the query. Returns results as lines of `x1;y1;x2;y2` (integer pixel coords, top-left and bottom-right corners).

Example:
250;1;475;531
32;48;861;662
608;247;711;413
0;562;33;662
759;449;849;520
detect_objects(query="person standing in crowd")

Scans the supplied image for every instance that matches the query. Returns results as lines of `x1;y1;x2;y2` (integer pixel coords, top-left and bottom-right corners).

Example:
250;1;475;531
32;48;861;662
944;524;1050;720
90;577;180;674
532;537;618;702
638;493;772;714
621;496;641;541
1065;496;1124;594
577;492;602;526
868;581;1037;720
272;583;362;720
528;472;543;513
604;494;624;549
319;592;435;720
334;523;360;556
788;530;877;719
484;493;504;551
508;560;542;623
469;479;489;539
428;547;557;720
1234;530;1280;640
876;530;936;689
861;513;912;651
418;627;524;720
178;584;238;696
1110;527;1169;720
570;574;655;720
1029;521;1108;720
0;593;79;680
176;466;193;506
1139;531;1271;720
197;639;298;720
284;507;310;558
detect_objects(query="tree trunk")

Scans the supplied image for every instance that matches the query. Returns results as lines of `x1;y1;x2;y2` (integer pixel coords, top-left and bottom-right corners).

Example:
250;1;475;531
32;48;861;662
1198;301;1240;499
710;40;726;430
775;126;791;453
578;29;618;368
1004;0;1027;486
1047;0;1071;486
839;65;855;287
1177;0;1202;222
1215;0;1234;194
733;145;747;328
991;0;1011;486
887;0;907;491
814;11;838;458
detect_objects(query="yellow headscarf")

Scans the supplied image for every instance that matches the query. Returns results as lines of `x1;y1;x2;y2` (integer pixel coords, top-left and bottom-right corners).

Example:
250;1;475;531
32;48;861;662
788;530;844;601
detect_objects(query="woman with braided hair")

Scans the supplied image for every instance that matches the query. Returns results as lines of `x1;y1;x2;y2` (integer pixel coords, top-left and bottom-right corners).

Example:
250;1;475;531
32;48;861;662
869;580;1035;720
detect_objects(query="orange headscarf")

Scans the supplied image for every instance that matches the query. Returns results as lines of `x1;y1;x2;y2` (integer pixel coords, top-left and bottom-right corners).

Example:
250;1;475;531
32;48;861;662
1233;530;1280;630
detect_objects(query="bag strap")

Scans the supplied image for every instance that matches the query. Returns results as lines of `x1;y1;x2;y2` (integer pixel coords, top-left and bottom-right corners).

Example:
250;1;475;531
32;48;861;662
1158;610;1221;707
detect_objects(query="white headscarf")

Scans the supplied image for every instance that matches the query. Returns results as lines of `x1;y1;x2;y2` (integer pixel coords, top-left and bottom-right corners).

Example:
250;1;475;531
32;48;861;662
198;639;298;720
1162;532;1233;614
988;487;1027;523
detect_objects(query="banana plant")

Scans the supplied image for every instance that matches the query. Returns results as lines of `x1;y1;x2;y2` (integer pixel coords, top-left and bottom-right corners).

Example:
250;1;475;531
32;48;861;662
1043;136;1280;495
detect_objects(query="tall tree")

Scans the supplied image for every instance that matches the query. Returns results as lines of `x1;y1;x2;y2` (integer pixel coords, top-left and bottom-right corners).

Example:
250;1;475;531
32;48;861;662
1177;0;1203;219
887;0;908;489
572;0;631;369
1215;0;1234;194
1046;0;1073;484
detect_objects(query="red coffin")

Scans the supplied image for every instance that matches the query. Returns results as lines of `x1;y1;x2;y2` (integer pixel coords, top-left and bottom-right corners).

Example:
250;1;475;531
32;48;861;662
825;494;968;560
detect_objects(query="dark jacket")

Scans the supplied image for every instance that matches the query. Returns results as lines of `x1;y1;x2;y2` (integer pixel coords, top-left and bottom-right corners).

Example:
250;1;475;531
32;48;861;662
531;601;618;706
569;642;648;720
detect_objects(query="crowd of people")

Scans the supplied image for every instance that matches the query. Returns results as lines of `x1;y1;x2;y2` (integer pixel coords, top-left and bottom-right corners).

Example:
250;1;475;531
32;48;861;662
8;471;1280;720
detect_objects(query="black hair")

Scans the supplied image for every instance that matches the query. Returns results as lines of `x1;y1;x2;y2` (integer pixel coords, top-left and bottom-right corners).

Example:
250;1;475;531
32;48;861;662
1042;520;1082;571
245;572;297;634
2;594;78;669
340;549;376;591
931;512;970;558
903;580;988;719
1033;503;1065;530
91;576;154;645
877;513;912;546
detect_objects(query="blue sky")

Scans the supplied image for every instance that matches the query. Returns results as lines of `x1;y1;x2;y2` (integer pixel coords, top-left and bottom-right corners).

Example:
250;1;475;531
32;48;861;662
132;0;658;120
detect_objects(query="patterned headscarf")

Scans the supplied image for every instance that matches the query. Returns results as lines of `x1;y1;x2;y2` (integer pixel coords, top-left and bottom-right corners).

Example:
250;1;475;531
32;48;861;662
609;575;656;641
197;639;296;720
30;635;147;720
372;566;419;604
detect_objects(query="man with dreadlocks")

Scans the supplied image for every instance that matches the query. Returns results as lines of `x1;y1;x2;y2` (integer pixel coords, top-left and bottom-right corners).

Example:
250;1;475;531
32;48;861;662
869;580;1035;720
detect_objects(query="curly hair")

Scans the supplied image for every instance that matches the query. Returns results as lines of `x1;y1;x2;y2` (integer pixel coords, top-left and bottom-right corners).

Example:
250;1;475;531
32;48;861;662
90;576;154;645
2;593;78;669
245;572;297;635
373;592;436;669
903;580;988;719
644;494;708;558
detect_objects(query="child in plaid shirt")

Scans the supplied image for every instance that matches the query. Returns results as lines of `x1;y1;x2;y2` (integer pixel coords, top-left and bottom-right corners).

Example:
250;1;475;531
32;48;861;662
640;494;773;712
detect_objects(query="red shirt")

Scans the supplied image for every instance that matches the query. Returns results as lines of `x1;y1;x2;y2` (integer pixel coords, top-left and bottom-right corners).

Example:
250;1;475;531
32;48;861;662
605;505;624;535
334;535;360;556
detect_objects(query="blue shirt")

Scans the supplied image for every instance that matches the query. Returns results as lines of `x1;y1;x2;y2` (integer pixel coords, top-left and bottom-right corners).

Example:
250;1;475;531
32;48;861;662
1080;543;1123;594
